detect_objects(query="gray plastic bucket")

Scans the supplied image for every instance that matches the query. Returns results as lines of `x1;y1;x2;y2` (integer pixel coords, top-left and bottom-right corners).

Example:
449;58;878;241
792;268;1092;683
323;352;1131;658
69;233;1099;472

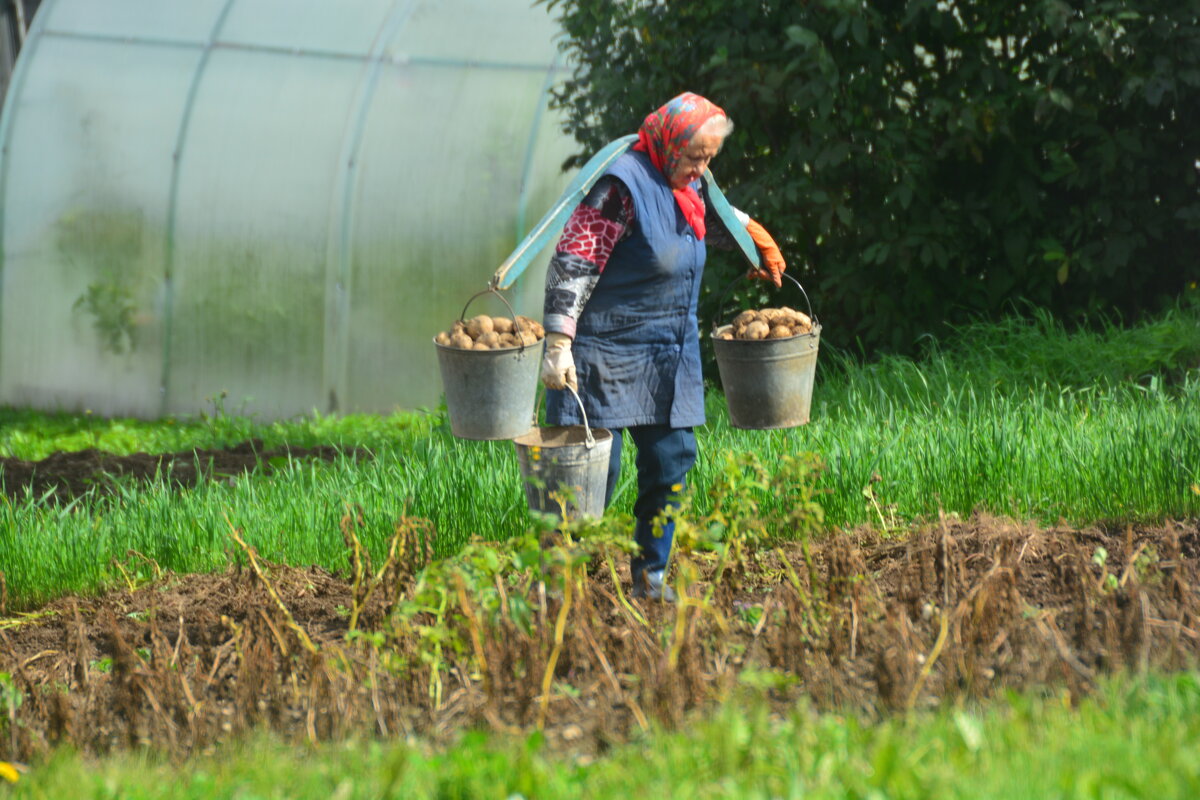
434;289;542;441
712;273;821;430
512;389;612;521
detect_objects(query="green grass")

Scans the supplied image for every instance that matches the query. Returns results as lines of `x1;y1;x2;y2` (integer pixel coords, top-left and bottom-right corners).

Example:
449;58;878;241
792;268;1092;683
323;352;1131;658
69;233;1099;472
936;303;1200;389
7;671;1200;799
0;405;428;461
1;307;1197;608
3;307;1200;796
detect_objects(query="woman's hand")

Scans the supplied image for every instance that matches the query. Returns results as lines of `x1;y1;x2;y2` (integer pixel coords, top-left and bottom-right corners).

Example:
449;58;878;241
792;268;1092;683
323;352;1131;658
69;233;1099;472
541;332;578;391
745;218;785;288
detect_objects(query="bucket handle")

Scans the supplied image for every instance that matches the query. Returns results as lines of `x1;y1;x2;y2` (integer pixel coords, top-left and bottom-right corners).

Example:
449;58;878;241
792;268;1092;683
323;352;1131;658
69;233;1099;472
712;272;818;335
530;365;597;450
458;286;535;352
566;385;596;449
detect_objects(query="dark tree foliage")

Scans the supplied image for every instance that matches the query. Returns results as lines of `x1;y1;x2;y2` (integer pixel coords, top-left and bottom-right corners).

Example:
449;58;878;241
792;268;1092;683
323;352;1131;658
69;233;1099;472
541;0;1200;355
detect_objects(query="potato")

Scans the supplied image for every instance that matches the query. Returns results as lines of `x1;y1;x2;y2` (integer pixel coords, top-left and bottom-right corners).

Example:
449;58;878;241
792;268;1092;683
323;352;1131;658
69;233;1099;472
517;330;540;346
478;331;501;348
450;332;474;349
434;331;451;346
498;332;520;348
466;314;494;339
732;310;758;328
743;320;770;340
514;316;545;341
452;319;466;334
492;316;514;335
774;307;808;327
726;305;816;340
473;342;492;350
717;330;734;340
768;325;793;339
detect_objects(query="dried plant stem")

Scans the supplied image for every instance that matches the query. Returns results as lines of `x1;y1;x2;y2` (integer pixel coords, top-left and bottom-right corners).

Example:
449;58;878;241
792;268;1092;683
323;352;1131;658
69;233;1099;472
1035;614;1096;682
579;623;648;732
224;514;320;656
344;512;367;631
258;608;290;657
18;649;56;670
111;559;138;594
125;550;163;582
701;543;733;609
429;661;443;709
906;611;950;710
801;539;822;602
0;610;57;632
455;574;491;698
667;595;695;671
537;566;574;730
178;667;200;717
605;554;647;627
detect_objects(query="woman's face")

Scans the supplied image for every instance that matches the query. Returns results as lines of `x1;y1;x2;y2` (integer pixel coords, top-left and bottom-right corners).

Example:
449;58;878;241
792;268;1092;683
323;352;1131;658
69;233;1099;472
668;128;724;190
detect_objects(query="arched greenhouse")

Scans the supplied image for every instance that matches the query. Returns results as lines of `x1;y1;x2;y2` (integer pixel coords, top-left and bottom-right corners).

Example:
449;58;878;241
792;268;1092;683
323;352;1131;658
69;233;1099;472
0;0;576;419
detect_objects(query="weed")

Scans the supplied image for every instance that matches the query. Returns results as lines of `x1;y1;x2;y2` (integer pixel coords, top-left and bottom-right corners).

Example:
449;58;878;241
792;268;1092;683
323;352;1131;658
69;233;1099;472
0;671;23;755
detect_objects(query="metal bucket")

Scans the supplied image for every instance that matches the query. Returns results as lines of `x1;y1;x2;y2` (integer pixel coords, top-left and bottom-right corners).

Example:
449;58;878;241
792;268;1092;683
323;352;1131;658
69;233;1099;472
512;388;612;521
434;289;541;441
712;273;821;430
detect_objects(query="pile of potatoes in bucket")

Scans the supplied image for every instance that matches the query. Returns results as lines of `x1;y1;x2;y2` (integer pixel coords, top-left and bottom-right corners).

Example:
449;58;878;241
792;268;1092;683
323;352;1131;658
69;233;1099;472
717;307;814;341
435;315;545;350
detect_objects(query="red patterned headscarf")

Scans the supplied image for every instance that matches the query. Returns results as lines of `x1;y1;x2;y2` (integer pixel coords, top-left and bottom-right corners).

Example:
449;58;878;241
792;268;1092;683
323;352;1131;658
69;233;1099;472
633;92;727;238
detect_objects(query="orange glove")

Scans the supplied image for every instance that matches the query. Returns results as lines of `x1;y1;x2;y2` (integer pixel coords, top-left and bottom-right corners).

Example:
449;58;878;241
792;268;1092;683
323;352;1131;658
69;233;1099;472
745;218;785;288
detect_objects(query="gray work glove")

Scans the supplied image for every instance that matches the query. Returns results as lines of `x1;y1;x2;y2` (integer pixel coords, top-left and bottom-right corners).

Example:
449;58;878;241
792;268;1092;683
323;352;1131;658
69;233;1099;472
540;332;578;392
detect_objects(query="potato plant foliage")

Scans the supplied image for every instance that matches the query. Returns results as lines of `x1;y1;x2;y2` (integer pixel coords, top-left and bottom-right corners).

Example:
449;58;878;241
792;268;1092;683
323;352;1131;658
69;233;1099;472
541;0;1200;355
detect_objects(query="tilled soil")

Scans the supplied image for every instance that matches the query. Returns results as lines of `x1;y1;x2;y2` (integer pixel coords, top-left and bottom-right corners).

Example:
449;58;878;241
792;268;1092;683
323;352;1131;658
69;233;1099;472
2;515;1197;761
0;439;363;502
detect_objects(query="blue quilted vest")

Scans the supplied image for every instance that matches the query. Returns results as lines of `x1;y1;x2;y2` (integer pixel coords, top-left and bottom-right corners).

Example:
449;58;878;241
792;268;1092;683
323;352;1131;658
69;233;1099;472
547;150;707;429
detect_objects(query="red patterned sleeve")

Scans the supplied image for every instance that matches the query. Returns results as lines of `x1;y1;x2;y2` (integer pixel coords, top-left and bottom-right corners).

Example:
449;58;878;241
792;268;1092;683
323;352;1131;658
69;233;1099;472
543;176;634;337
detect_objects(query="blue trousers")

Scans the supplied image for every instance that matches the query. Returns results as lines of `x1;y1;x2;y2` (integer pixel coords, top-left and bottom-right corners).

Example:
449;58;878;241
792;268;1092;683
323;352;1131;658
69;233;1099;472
605;425;697;577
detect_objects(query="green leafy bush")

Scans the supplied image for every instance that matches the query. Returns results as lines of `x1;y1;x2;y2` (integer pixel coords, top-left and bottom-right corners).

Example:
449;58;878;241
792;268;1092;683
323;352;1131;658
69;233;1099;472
542;0;1200;355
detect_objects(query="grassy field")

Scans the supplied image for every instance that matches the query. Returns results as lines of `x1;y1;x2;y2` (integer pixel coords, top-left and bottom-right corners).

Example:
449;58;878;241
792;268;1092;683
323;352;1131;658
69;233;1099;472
2;306;1197;608
1;306;1199;797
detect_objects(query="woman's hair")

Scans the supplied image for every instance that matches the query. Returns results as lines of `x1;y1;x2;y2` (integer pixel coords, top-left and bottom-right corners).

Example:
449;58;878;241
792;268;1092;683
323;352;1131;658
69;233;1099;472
699;114;735;140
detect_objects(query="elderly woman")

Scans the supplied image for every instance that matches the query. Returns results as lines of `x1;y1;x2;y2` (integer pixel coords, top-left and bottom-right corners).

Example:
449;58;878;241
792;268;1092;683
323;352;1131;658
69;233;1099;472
540;92;785;601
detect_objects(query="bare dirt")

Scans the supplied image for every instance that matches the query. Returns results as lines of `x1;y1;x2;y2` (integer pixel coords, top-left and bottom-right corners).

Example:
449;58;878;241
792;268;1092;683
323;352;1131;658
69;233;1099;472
0;440;362;502
2;513;1198;762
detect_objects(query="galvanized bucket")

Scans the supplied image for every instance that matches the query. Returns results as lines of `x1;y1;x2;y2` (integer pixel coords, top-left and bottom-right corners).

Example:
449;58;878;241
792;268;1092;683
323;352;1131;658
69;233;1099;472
434;288;541;440
512;388;613;521
712;273;821;430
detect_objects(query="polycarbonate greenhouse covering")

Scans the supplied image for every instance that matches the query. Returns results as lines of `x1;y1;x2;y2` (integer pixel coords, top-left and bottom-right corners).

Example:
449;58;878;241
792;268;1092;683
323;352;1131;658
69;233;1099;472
0;0;577;419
